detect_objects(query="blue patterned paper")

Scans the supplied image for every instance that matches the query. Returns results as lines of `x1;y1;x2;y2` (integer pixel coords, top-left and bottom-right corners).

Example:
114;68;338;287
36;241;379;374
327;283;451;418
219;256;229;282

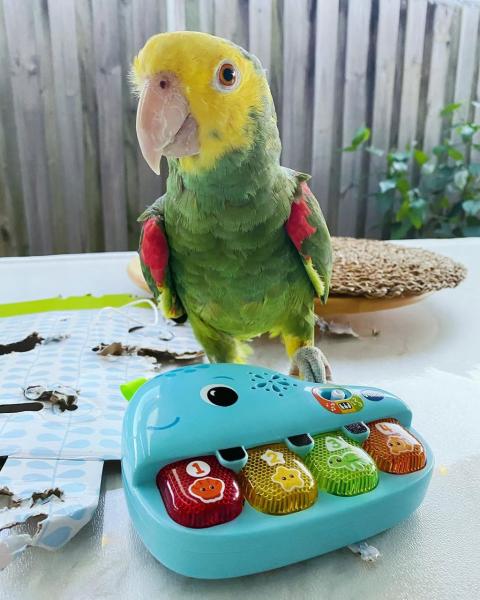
0;307;202;557
0;308;201;460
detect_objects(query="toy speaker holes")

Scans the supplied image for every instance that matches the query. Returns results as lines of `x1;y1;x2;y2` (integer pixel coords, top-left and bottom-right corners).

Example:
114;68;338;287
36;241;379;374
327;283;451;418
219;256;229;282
249;373;291;395
201;384;238;407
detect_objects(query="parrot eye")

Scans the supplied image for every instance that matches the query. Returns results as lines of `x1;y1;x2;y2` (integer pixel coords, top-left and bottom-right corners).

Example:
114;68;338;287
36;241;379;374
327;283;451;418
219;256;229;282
215;62;240;92
200;384;238;407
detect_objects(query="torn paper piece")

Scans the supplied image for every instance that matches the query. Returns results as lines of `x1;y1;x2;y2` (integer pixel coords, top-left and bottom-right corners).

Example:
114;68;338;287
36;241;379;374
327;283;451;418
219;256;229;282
93;341;204;362
0;332;44;355
316;317;360;338
120;320;203;357
0;332;69;357
0;457;103;566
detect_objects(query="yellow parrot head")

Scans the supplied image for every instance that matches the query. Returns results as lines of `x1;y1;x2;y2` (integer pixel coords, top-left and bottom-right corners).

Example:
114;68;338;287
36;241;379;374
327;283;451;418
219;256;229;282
131;31;273;175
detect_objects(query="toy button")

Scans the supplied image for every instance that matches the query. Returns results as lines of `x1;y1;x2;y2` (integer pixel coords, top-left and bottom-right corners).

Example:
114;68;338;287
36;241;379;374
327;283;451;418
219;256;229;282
312;387;364;414
285;433;314;456
342;422;370;443
363;419;427;474
156;455;243;528
238;444;317;515
216;446;248;472
362;390;384;401
304;432;378;496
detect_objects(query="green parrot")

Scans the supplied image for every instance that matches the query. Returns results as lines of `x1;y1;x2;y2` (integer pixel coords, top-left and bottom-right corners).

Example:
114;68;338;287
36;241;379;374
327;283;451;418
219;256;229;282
133;31;332;373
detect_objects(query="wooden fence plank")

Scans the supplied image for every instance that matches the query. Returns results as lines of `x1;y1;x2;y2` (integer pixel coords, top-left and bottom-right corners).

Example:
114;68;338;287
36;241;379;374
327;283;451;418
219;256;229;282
75;0;103;252
422;2;457;152
0;111;15;256
167;0;186;31
32;0;67;253
132;0;164;55
119;0;141;250
0;111;11;255
366;0;402;237
398;0;428;149
131;0;167;218
471;32;480;164
92;0;128;251
119;0;164;248
281;0;314;174
327;0;348;234
248;0;272;78
471;12;480;165
48;0;86;253
0;0;26;256
197;0;214;33
214;0;249;48
337;0;372;237
453;4;480;122
185;0;199;30
3;0;54;255
311;0;339;223
269;0;283;136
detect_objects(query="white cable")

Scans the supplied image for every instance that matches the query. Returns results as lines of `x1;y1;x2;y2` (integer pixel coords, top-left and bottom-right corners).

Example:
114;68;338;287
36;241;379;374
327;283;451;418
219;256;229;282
92;299;175;340
96;298;160;328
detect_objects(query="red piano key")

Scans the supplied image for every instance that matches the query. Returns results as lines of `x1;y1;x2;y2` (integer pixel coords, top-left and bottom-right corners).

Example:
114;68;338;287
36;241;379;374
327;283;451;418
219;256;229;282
156;456;243;528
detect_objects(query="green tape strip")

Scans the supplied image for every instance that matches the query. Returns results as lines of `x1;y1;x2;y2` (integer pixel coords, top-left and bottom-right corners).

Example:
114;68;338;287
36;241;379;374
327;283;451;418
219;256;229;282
0;294;152;318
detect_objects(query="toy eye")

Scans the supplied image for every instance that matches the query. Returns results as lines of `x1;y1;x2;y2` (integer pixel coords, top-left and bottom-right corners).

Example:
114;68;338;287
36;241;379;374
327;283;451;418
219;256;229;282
215;62;239;91
200;384;238;407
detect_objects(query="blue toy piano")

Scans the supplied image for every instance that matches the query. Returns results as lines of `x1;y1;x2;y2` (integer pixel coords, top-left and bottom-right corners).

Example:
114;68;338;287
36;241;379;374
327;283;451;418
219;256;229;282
121;363;433;579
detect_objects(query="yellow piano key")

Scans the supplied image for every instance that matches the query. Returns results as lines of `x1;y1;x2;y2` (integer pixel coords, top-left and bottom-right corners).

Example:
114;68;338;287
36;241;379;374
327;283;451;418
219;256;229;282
238;444;317;515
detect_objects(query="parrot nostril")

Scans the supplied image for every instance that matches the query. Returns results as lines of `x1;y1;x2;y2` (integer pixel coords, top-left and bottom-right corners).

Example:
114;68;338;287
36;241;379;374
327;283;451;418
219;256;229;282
159;79;168;90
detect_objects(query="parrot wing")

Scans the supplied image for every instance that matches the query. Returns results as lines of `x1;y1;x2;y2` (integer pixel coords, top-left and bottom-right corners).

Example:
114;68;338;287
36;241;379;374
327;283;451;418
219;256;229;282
138;196;185;319
285;174;333;303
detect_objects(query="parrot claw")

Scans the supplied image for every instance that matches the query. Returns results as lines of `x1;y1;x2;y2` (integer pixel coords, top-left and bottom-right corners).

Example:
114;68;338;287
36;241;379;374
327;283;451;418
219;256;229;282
289;346;332;384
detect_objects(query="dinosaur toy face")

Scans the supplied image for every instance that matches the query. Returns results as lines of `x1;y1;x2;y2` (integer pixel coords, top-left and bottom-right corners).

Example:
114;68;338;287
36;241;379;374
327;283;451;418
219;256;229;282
121;363;433;579
122;363;412;484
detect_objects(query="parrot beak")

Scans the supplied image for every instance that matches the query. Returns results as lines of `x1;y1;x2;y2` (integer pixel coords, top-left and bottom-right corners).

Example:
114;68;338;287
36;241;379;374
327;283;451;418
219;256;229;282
136;72;199;174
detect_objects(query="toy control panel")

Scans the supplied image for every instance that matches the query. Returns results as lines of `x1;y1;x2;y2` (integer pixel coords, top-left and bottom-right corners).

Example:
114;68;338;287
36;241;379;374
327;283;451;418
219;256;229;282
121;364;433;579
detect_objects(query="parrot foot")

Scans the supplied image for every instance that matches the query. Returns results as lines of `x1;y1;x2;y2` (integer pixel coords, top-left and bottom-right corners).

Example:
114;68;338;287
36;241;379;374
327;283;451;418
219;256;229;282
289;346;332;383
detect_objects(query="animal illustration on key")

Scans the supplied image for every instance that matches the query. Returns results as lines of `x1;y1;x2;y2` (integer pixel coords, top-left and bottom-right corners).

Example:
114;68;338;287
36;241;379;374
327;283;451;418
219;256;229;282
387;435;414;455
327;449;371;472
271;465;305;491
189;477;225;503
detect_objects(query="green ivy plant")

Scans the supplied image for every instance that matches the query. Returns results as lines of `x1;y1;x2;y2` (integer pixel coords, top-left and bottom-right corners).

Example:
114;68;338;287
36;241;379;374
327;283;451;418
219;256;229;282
345;103;480;239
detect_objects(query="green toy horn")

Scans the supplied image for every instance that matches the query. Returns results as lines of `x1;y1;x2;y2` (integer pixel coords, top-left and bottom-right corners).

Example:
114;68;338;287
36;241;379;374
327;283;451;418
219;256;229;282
120;377;148;402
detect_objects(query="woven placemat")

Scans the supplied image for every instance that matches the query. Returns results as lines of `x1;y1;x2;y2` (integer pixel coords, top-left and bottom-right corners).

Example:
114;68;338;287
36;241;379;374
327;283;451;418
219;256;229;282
330;237;467;298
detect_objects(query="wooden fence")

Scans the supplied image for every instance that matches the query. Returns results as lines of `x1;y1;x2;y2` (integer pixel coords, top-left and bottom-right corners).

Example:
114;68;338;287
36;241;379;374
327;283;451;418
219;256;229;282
0;0;479;256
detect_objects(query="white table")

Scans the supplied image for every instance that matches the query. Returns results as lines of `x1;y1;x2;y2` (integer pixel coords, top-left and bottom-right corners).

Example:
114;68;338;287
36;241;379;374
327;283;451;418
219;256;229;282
1;239;479;600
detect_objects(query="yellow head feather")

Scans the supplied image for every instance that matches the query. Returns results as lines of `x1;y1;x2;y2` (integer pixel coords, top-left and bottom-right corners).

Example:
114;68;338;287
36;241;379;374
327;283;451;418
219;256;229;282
132;31;270;173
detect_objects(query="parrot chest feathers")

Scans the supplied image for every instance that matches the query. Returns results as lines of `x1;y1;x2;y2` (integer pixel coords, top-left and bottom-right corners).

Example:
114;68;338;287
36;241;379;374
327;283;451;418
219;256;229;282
163;178;314;337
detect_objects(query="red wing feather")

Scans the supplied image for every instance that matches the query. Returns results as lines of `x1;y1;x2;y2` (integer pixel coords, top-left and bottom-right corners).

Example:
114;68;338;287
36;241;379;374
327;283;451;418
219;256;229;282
140;217;169;286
